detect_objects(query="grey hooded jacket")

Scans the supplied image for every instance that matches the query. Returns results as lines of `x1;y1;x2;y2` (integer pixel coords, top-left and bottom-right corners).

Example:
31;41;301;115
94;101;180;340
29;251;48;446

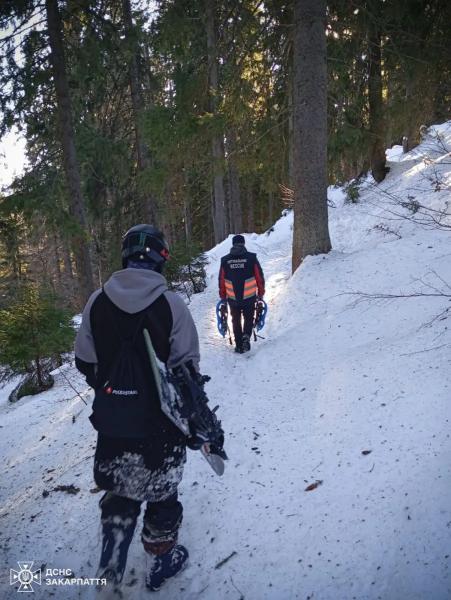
75;268;200;371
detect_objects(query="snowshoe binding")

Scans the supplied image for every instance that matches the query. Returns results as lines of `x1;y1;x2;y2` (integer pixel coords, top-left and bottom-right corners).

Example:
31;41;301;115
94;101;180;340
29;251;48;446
146;544;189;592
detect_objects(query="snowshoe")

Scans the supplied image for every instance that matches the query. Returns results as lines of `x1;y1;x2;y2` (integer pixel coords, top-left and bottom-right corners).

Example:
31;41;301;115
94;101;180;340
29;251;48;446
254;300;268;332
146;544;189;592
216;300;229;337
241;334;251;353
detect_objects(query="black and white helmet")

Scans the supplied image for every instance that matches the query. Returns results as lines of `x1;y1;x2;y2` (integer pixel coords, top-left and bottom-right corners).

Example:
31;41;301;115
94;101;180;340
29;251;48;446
121;224;170;271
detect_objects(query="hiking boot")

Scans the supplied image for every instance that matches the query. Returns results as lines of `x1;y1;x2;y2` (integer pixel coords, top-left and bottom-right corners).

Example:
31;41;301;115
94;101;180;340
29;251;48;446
234;344;243;353
146;544;189;591
97;516;136;587
241;334;251;353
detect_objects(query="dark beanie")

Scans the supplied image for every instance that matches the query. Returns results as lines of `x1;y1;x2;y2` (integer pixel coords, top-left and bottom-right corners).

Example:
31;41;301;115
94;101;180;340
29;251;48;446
232;234;245;246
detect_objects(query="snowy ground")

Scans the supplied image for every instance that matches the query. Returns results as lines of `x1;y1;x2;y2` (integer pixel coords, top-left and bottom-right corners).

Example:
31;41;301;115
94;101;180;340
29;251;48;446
1;123;451;600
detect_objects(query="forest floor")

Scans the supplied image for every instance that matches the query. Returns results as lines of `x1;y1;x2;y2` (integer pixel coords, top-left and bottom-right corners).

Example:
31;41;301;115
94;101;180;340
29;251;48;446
1;122;451;600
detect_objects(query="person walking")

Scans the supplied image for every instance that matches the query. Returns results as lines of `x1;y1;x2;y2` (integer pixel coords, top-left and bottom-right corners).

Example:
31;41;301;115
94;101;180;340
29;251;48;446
75;224;207;593
218;234;265;353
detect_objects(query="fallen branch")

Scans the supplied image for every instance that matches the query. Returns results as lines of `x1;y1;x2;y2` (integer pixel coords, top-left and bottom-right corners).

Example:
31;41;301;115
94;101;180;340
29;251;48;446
56;363;88;406
215;551;237;570
400;343;450;357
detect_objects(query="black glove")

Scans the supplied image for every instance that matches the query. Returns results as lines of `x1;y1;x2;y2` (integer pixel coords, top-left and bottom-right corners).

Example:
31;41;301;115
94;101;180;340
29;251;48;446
186;433;205;451
186;431;225;454
186;420;208;450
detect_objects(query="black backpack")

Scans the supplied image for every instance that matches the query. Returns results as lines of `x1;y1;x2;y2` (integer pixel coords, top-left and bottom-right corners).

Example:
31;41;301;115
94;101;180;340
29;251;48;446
90;295;157;438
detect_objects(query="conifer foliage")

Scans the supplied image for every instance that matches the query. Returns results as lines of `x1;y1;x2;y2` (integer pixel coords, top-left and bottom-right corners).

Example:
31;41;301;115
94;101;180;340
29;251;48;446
0;0;450;306
0;285;75;397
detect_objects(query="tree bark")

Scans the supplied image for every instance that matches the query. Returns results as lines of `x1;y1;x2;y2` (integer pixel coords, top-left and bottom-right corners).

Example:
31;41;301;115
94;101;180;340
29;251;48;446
205;0;226;243
246;183;255;232
35;358;44;389
368;14;387;183
292;0;331;272
53;231;62;285
122;0;156;224
62;239;74;280
287;54;295;188
268;191;274;227
226;130;243;233
184;194;192;245
45;0;94;307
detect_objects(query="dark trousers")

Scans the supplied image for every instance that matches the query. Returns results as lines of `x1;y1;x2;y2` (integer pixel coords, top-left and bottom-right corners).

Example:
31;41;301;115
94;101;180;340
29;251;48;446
99;491;183;558
229;301;255;348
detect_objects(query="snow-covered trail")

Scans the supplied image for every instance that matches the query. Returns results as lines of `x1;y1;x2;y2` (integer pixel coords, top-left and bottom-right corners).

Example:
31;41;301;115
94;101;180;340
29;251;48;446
1;123;451;600
161;212;451;600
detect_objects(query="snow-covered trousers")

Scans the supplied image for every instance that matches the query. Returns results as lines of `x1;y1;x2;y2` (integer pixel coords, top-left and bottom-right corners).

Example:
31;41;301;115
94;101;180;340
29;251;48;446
100;490;183;557
229;301;255;347
93;432;186;503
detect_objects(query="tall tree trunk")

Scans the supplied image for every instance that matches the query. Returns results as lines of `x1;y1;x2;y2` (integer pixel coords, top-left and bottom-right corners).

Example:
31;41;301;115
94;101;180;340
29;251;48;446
227;130;243;233
35;357;44;389
61;237;75;305
287;54;295;188
247;183;255;232
368;13;387;183
122;0;156;224
205;0;226;243
292;0;331;272
184;194;192;246
268;191;274;227
53;231;62;286
45;0;94;307
62;239;74;279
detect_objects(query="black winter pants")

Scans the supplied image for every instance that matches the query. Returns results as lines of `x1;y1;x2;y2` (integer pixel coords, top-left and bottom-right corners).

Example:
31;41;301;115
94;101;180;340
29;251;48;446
229;301;255;348
100;490;183;556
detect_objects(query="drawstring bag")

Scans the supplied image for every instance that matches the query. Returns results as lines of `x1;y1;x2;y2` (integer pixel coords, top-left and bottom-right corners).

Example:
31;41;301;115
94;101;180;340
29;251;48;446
90;295;155;438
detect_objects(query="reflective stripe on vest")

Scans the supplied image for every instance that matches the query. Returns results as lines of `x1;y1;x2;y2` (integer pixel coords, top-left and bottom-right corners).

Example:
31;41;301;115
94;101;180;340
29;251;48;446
225;279;236;300
243;276;257;299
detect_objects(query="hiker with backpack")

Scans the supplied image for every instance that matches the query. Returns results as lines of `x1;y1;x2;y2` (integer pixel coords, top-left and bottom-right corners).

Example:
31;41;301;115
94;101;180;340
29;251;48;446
218;234;265;353
74;224;223;593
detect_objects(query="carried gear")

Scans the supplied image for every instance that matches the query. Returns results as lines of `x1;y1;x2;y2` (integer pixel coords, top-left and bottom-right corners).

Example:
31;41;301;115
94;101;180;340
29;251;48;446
216;300;228;337
254;299;268;332
146;544;189;591
90;294;155;438
121;224;170;271
143;329;227;475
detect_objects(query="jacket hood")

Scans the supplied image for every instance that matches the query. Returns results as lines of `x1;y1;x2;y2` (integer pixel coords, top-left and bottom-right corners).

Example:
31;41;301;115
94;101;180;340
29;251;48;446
230;244;247;256
103;268;168;314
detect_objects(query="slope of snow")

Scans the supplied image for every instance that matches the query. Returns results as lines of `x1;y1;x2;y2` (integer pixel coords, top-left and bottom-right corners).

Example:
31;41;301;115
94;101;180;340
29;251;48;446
1;123;450;600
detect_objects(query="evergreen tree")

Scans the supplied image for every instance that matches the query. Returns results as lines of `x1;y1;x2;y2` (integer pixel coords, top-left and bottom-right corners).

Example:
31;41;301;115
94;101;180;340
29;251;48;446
292;0;331;271
0;0;450;308
0;285;75;395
